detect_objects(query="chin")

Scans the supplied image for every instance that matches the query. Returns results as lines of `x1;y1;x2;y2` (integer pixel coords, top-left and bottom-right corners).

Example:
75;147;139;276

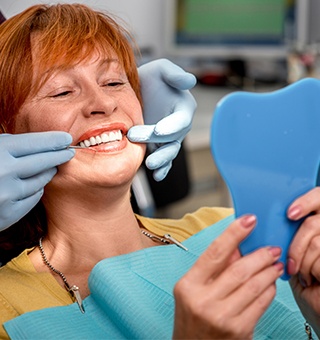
55;151;144;189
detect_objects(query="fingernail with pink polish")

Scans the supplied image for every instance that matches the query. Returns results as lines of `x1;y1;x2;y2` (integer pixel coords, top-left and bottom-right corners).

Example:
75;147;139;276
287;205;302;220
268;247;282;258
274;262;284;273
287;257;296;275
241;215;257;229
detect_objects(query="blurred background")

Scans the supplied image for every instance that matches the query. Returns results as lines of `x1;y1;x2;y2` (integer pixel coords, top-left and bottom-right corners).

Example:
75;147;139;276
2;0;320;218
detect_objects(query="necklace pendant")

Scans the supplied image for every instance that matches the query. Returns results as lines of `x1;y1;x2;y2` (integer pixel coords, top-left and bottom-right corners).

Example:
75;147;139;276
163;234;188;251
69;285;85;314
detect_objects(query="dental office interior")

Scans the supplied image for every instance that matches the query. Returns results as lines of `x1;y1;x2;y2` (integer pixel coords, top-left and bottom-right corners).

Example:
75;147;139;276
2;0;319;219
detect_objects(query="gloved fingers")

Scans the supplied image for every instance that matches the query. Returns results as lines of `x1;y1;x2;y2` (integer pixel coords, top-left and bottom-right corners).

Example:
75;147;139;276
152;162;173;182
16;149;75;179
145;141;181;170
138;59;196;91
17;168;57;200
156;59;197;90
3;190;45;230
127;125;156;143
3;168;56;205
128;124;188;144
153;109;193;137
1;131;73;157
0;170;55;230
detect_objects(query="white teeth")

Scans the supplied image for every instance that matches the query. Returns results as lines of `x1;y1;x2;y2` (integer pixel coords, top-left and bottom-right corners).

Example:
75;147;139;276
79;129;122;148
89;136;97;146
101;133;109;143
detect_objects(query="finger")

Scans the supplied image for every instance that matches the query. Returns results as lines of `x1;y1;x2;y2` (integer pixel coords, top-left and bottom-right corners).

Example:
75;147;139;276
15;168;57;201
16;149;75;179
233;262;282;310
232;280;278;334
14;189;44;215
287;187;320;220
1;190;44;230
0;169;57;229
185;215;257;284
310;257;320;283
287;214;320;275
145;142;180;170
127;125;157;143
128;124;187;144
2;131;72;157
154;110;193;136
158;59;197;90
213;247;282;299
298;234;320;285
215;265;280;334
152;163;172;182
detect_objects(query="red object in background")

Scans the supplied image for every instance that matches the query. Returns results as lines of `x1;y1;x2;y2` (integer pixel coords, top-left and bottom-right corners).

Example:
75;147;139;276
198;73;227;86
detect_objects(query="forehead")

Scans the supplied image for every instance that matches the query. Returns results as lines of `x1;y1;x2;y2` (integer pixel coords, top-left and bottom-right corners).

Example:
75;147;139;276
31;30;116;62
30;33;122;90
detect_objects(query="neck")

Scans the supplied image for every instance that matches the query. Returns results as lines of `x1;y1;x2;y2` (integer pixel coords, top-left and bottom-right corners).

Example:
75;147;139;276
37;185;151;272
28;182;156;300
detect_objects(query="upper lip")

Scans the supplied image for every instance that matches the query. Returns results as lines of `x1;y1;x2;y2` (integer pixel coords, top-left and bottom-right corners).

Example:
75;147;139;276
75;123;128;145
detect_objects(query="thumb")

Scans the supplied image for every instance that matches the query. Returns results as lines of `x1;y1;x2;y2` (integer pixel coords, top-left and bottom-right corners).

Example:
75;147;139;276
158;59;197;90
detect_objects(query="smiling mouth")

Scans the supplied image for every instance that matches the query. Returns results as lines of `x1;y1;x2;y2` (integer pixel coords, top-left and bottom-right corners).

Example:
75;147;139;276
77;129;123;148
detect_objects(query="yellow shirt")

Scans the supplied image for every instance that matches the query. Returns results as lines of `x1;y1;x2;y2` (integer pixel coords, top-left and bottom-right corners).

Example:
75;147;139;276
0;207;233;338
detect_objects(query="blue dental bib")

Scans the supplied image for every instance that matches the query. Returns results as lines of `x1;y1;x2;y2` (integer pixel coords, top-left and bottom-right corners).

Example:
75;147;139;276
4;216;307;339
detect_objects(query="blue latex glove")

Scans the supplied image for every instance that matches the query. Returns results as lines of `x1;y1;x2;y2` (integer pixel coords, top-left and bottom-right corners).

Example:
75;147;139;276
127;59;197;181
0;132;75;231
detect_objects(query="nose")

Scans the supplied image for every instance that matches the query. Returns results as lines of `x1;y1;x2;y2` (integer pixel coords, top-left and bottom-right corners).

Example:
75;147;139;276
81;86;117;117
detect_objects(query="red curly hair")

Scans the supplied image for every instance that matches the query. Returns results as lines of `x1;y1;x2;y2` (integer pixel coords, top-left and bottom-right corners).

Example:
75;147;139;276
0;3;141;133
0;4;141;264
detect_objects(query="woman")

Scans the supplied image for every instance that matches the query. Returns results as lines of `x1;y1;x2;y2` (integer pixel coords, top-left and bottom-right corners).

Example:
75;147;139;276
0;4;320;339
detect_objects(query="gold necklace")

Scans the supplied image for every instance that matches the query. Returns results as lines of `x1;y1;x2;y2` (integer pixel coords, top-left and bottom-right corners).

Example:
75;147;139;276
140;230;188;251
38;237;85;314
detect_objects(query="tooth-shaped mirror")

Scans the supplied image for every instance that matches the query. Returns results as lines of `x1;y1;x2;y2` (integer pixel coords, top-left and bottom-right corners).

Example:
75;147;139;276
211;78;320;280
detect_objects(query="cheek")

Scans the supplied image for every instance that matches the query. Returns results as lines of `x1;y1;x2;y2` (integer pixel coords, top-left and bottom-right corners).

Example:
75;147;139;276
14;102;73;134
122;89;144;125
14;105;33;133
134;142;147;167
132;110;144;130
15;102;52;133
135;109;144;125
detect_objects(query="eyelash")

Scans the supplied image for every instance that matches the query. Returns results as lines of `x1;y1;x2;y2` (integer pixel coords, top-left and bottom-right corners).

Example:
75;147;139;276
49;81;126;98
51;91;71;98
103;81;125;87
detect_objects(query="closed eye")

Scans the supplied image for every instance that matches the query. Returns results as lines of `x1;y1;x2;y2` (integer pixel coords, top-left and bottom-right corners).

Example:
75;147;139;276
104;81;125;87
50;91;72;98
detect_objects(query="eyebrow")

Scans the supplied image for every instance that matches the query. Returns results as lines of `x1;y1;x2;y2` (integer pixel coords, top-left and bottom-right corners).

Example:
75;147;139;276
42;57;120;75
98;58;120;68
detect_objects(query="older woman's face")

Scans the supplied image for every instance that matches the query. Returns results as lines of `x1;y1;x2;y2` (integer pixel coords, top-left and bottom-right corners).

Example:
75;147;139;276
15;52;146;188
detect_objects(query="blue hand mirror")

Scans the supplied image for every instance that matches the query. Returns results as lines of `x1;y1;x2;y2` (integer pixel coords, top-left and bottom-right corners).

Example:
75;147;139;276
210;78;320;280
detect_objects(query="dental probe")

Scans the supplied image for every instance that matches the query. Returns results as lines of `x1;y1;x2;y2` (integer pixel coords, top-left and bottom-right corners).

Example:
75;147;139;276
68;145;85;149
68;145;95;150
